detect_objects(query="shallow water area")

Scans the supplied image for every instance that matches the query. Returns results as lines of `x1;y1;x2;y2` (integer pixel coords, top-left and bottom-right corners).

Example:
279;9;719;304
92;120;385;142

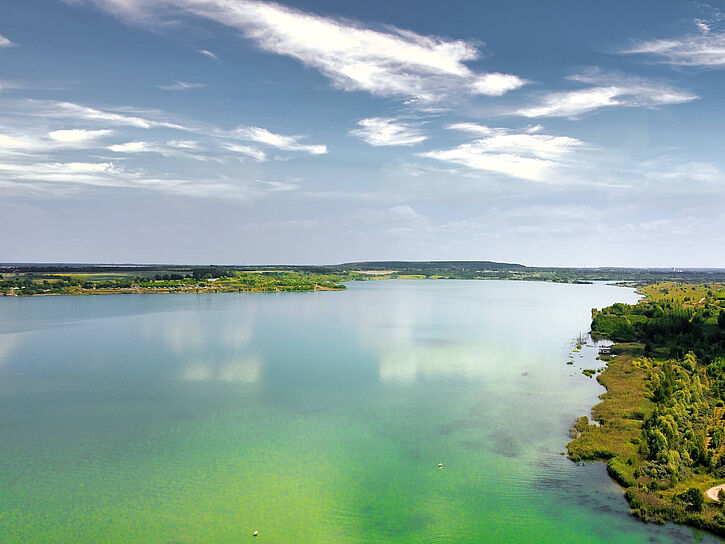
0;280;721;543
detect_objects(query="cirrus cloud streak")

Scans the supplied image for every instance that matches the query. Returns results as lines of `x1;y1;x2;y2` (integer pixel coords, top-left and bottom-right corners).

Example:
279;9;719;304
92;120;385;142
232;125;327;155
514;72;697;118
622;23;725;66
72;0;527;101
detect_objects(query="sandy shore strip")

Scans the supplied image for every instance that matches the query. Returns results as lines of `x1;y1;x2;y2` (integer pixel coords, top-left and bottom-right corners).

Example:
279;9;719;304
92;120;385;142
705;484;725;501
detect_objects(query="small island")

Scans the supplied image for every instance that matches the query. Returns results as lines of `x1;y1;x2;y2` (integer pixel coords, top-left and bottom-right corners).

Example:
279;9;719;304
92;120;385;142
568;282;725;535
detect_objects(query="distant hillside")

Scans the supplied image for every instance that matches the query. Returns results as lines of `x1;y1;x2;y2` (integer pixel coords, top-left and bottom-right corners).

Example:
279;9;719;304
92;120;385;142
4;262;725;284
333;260;526;271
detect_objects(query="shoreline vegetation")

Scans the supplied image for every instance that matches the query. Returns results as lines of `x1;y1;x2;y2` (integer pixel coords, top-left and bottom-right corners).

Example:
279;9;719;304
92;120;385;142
568;282;725;536
3;261;725;296
0;267;348;295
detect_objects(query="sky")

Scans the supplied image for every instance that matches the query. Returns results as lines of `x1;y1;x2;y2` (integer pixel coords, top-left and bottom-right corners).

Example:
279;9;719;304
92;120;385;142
1;0;724;267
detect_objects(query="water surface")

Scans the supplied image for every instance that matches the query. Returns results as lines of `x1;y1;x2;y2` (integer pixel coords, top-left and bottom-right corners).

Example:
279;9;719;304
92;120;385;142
0;280;721;543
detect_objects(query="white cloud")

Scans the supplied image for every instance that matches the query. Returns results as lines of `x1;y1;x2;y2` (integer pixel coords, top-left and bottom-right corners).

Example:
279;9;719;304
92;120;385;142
0;161;122;184
166;139;199;149
0;34;16;48
446;124;581;159
233;125;327;155
420;125;582;182
107;139;219;161
0;159;290;198
472;73;527;96
198;48;218;60
158;81;207;90
515;73;697;118
0;133;37;150
516;87;622;118
74;0;526;101
0;97;319;198
256;179;297;191
48;129;112;143
695;19;712;34
623;25;725;66
0;128;112;154
0;97;326;200
446;122;494;135
643;160;725;185
108;140;154;153
222;142;267;162
350;117;427;147
31;100;189;129
31;101;326;158
388;204;421;218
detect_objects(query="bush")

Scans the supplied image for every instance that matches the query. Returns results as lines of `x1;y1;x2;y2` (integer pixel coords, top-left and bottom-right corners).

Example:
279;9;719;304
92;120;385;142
607;457;637;487
676;487;704;512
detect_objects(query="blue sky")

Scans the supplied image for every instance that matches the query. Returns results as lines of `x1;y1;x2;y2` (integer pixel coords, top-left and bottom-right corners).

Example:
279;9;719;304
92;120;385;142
1;0;724;266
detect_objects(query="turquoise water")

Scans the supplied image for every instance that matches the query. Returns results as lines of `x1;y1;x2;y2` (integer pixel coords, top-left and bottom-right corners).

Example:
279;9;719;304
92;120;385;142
0;280;721;543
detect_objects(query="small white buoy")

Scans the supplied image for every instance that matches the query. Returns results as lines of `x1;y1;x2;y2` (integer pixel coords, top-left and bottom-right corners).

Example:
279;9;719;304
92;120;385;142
438;463;443;468
253;530;259;537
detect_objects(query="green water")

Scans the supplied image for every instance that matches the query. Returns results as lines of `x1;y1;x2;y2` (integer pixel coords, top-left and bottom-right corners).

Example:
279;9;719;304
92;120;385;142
0;280;721;543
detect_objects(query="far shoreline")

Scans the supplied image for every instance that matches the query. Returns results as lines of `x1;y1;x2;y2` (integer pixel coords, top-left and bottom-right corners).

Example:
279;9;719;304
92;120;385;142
4;261;725;297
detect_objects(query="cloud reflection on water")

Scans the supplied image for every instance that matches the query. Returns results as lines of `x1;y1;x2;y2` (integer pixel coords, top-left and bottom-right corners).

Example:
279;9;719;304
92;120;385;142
146;304;263;384
0;333;18;366
154;304;257;354
181;357;262;383
378;344;496;383
220;358;262;383
345;282;572;384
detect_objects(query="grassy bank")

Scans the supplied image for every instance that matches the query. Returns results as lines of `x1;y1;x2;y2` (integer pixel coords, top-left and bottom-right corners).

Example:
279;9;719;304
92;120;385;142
568;282;725;534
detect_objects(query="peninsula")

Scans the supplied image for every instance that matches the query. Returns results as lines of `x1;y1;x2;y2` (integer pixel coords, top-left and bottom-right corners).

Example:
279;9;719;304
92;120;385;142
569;282;725;535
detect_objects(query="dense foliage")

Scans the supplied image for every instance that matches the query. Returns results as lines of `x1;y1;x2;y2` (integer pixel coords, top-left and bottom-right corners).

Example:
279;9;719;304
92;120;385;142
592;287;725;365
638;354;710;481
571;283;725;533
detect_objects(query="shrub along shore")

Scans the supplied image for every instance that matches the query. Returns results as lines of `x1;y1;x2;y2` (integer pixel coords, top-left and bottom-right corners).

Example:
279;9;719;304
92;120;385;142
568;282;725;534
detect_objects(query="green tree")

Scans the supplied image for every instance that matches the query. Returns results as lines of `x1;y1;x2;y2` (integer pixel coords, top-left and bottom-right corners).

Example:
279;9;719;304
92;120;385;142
677;487;704;512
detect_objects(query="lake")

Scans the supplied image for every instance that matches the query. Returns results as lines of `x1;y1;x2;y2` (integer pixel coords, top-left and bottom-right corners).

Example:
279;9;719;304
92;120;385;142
0;280;721;543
